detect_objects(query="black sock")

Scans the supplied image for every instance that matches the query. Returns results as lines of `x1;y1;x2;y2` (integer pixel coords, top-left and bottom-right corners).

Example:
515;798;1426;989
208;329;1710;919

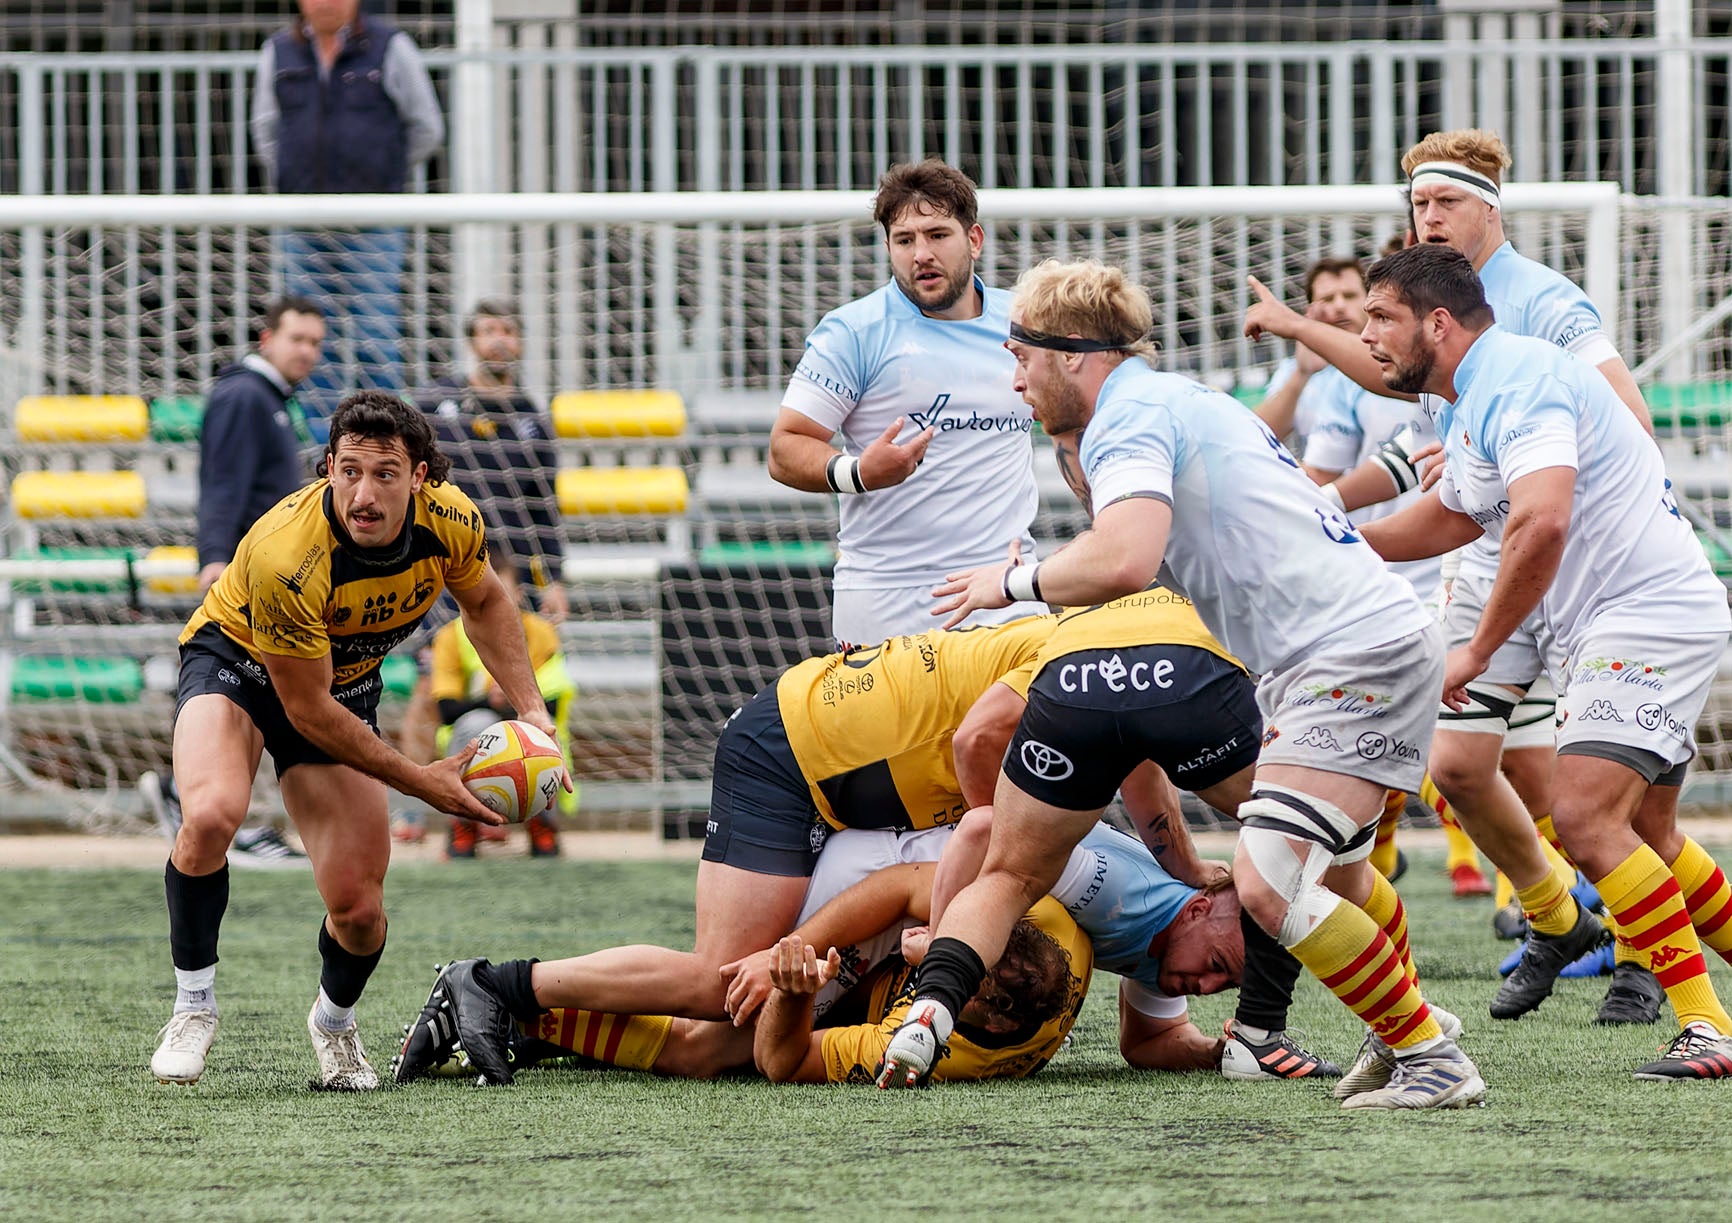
318;920;386;1008
483;958;544;1025
1235;905;1302;1032
165;859;229;971
912;937;987;1019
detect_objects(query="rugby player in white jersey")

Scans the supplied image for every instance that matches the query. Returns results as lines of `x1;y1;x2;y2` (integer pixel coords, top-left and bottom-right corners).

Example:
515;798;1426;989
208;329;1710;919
1356;244;1732;1080
1245;129;1659;1025
879;258;1482;1110
768;159;1044;648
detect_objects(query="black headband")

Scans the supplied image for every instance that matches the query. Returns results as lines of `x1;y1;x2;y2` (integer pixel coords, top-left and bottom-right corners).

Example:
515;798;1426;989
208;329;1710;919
1008;321;1133;353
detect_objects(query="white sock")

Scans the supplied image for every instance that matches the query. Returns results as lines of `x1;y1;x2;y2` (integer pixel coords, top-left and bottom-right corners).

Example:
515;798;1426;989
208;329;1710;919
311;987;355;1032
1233;1022;1274;1044
174;966;217;1015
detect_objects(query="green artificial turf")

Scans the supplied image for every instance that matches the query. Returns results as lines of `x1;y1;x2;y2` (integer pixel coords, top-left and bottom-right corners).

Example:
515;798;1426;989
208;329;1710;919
3;851;1730;1221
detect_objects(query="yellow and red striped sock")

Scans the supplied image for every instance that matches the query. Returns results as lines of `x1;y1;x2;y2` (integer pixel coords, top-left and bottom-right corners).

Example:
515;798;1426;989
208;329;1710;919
1670;837;1732;967
533;1008;673;1071
1598;845;1732;1034
1538;813;1641;964
1419;772;1483;875
1516;860;1580;938
1368;789;1404;880
1533;813;1569;860
1289;897;1443;1051
1361;870;1418;986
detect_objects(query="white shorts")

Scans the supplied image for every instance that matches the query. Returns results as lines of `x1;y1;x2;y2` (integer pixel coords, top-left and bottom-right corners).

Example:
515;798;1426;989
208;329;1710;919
1255;623;1446;795
1439;570;1560;690
831;583;1046;650
796;826;953;1020
1556;631;1726;782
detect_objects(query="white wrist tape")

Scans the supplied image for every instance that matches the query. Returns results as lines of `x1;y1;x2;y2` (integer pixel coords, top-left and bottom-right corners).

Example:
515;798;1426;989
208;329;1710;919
1320;482;1347;511
825;454;866;495
1004;561;1043;603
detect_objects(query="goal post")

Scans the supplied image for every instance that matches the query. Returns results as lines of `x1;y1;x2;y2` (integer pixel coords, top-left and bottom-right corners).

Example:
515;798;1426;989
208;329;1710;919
3;182;1724;832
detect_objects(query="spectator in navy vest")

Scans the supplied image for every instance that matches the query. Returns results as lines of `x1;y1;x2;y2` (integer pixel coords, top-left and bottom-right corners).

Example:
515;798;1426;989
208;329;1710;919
250;0;444;418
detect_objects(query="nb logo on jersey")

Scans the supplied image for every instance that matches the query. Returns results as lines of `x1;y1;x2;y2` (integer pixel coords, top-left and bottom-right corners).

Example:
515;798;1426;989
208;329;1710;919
361;592;397;627
1019;740;1074;780
1314;508;1363;545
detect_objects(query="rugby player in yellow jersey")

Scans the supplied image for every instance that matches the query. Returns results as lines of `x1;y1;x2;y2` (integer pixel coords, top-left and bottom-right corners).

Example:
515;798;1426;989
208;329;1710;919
149;391;565;1092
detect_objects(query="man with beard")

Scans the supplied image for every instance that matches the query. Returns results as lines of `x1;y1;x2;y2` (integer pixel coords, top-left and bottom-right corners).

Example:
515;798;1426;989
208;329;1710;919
768;159;1043;648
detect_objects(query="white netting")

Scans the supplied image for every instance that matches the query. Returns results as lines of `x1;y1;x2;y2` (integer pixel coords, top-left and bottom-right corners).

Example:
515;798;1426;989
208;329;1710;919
0;186;1725;830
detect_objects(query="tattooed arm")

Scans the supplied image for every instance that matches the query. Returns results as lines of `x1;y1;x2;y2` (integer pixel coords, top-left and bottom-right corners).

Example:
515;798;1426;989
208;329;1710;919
1119;761;1219;887
1049;429;1093;518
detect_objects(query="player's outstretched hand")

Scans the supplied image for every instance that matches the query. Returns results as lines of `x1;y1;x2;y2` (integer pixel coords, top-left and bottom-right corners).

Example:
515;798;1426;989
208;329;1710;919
719;947;778;1027
858;416;935;491
1441;644;1490;713
930;538;1025;629
419;741;508;824
1243;275;1306;342
766;936;841;998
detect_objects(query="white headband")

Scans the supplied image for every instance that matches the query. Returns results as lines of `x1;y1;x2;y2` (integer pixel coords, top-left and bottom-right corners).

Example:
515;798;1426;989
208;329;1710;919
1407;160;1501;208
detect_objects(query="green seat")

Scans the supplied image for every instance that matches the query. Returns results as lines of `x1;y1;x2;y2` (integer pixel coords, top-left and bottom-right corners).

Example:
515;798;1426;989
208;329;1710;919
149;396;205;442
11;656;144;703
1701;533;1732;584
698;541;836;569
379;653;419;699
1644;382;1732;432
7;546;134;593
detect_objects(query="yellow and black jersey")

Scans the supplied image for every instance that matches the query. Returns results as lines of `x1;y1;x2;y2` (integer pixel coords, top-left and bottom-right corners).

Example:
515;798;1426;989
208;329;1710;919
992;589;1245;693
819;897;1094;1084
182;478;489;688
776;615;1055;831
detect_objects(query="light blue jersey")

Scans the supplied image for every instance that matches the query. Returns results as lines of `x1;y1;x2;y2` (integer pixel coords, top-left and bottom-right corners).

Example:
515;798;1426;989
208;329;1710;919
1436;327;1729;657
1430;242;1622;583
1079;361;1433;675
1050;822;1195;999
783;277;1038;589
1303;365;1443;602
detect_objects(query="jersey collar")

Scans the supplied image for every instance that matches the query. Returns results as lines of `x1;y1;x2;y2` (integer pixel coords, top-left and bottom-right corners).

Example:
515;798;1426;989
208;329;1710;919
322;484;417;568
889;273;988;321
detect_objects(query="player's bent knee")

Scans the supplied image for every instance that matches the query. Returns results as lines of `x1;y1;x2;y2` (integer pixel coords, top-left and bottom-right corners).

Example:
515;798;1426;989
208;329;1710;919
1238;785;1369;946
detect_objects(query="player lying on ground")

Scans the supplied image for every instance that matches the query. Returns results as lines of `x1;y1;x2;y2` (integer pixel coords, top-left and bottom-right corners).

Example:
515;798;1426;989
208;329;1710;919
394;823;1243;1084
150;391;566;1092
399;603;1247;1034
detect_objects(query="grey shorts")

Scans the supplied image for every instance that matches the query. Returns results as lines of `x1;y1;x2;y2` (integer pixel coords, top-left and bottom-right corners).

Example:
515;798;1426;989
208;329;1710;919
1256;623;1445;794
1556;630;1726;781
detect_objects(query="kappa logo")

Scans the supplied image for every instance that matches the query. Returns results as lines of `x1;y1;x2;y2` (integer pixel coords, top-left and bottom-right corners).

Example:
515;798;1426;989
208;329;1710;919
1371;1013;1410;1039
1292;727;1343;753
1581;699;1623;722
1650;944;1688;970
1020;740;1075;780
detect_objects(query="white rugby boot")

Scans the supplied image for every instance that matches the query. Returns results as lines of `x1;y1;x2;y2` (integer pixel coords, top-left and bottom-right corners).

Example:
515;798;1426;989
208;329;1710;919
308;1003;380;1091
152;1010;218;1084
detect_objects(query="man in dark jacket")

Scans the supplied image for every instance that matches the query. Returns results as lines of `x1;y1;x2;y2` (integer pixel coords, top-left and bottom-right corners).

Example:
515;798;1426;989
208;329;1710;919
249;0;444;414
141;296;326;870
196;296;322;595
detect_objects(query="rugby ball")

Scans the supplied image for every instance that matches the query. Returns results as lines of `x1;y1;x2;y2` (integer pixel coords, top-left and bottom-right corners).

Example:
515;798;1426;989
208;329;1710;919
461;719;568;823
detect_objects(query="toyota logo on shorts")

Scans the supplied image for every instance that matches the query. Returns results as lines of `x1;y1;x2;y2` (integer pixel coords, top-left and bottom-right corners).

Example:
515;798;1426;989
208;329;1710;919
1020;740;1074;780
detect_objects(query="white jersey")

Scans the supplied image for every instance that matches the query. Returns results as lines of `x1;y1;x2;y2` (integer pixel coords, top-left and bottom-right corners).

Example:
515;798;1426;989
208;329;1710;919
1263;356;1334;450
1079;361;1433;675
1436;327;1730;658
1422;241;1622;583
782;277;1038;590
1303;365;1443;602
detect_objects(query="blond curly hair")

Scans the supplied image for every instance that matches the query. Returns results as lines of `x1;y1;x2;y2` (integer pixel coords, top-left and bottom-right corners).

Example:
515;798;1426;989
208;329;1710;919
1400;129;1513;186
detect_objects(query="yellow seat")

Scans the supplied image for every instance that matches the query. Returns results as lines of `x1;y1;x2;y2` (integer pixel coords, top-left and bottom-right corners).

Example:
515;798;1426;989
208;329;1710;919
11;471;147;519
144;545;200;594
557;467;689;516
15;395;150;443
551;390;686;439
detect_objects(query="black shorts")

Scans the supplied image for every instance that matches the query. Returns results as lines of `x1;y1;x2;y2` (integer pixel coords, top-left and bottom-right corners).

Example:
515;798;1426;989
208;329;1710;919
1003;644;1261;811
701;686;827;878
176;623;382;780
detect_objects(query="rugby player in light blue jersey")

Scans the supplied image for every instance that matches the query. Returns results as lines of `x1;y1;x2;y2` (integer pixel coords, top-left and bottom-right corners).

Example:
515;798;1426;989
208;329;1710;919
881;259;1481;1111
1244;128;1660;1025
769;160;1043;647
1356;243;1732;1081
